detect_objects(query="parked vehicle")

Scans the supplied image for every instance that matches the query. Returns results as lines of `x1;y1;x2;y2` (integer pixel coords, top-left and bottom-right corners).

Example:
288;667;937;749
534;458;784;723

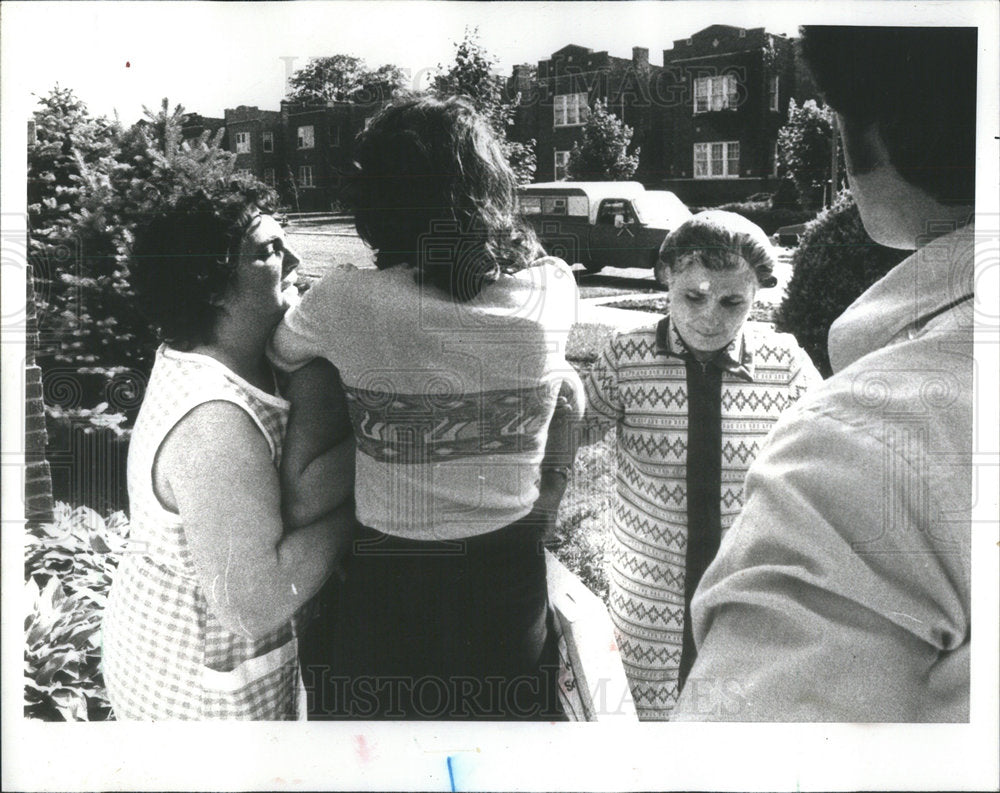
774;222;809;247
517;182;691;283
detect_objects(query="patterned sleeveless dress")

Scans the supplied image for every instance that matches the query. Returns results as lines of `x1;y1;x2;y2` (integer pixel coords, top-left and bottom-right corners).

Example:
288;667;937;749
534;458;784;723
101;345;304;720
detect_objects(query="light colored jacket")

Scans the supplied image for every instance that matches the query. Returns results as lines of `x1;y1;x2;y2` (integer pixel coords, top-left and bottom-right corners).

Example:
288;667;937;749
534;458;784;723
675;227;974;721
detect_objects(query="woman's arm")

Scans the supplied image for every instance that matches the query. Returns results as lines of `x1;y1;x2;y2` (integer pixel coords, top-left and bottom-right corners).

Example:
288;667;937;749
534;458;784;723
159;401;353;638
532;375;587;529
280;358;355;528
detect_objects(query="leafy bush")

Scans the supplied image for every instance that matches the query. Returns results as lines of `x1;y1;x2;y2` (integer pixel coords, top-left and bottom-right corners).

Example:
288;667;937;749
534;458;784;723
770;177;801;209
775;191;908;377
29;89;274;425
567;99;640;181
25;503;129;721
777;99;845;210
432;28;537;184
30;88;276;512
707;199;816;236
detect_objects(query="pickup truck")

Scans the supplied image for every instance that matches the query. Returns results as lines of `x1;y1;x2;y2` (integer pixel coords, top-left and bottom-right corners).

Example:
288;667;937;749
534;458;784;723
517;181;691;283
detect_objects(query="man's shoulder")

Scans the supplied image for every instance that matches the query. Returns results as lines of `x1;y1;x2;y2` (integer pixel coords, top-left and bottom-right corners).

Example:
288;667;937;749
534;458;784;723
777;334;973;463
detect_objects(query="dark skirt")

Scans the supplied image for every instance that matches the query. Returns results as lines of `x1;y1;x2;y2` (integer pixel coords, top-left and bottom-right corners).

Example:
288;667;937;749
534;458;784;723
300;512;563;720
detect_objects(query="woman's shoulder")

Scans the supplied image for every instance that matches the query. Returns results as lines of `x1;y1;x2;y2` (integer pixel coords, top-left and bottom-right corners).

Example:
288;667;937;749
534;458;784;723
505;256;576;299
305;263;413;306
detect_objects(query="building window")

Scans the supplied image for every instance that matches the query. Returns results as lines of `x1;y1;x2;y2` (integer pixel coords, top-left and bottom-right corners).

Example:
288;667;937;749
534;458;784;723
329;125;341;147
263;167;275;186
235;131;250;154
297;165;314;187
554;93;588;127
262;131;273;153
768;75;780;112
693;74;739;114
297;125;315;149
693;141;740;178
554;150;571;180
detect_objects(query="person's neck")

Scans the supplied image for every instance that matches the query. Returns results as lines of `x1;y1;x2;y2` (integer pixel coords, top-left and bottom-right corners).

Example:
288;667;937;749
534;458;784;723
191;316;274;394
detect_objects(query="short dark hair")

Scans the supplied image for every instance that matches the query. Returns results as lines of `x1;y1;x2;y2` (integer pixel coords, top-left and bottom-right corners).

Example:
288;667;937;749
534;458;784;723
129;187;276;349
346;94;542;301
799;26;977;205
657;211;778;288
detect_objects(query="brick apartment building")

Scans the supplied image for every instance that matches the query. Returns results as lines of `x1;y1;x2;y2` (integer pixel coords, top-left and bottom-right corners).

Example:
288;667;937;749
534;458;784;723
207;102;378;211
655;24;817;205
508;44;661;183
194;24;818;210
508;24;819;205
180;113;227;145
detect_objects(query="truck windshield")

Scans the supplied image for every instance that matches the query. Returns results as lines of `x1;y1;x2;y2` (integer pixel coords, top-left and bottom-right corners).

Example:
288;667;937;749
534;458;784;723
634;192;690;225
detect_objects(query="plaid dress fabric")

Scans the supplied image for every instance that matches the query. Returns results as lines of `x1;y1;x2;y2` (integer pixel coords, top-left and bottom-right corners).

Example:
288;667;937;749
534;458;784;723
584;319;818;720
101;345;303;720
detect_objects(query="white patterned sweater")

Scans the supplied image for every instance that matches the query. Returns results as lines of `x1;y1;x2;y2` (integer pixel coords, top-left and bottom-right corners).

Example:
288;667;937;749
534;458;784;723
269;258;583;540
584;317;818;720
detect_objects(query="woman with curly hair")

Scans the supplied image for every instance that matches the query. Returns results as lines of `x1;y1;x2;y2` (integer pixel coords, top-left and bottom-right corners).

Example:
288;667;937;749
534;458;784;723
268;95;583;719
101;189;355;720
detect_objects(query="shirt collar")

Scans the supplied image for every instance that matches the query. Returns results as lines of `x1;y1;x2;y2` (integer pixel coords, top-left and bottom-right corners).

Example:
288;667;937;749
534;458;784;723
828;225;975;373
655;316;756;381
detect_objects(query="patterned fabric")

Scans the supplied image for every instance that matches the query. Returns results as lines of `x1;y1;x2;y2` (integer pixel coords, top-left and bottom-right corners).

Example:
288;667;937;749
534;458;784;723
676;227;974;722
345;383;555;463
584;317;818;720
101;346;304;720
268;258;584;540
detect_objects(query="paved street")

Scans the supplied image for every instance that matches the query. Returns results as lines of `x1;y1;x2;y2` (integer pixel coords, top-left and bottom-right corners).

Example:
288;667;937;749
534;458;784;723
285;217;795;302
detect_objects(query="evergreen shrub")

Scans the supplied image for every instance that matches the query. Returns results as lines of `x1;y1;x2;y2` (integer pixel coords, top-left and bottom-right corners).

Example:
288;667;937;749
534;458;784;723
775;191;908;377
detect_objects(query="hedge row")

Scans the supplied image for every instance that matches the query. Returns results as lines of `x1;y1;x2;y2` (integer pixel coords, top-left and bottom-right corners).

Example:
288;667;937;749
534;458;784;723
690;200;817;236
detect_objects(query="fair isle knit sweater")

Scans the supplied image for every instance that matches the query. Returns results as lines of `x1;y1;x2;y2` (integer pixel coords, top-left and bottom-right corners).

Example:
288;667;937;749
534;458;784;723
584;317;818;720
268;258;582;540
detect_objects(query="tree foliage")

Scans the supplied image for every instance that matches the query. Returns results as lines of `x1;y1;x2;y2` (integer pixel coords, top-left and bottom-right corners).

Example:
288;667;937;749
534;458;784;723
777;99;845;209
28;88;272;428
566;99;640;181
285;55;407;107
432;28;537;184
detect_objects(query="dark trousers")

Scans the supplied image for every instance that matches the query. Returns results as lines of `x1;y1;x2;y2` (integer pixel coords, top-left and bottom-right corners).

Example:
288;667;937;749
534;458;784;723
300;513;563;720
